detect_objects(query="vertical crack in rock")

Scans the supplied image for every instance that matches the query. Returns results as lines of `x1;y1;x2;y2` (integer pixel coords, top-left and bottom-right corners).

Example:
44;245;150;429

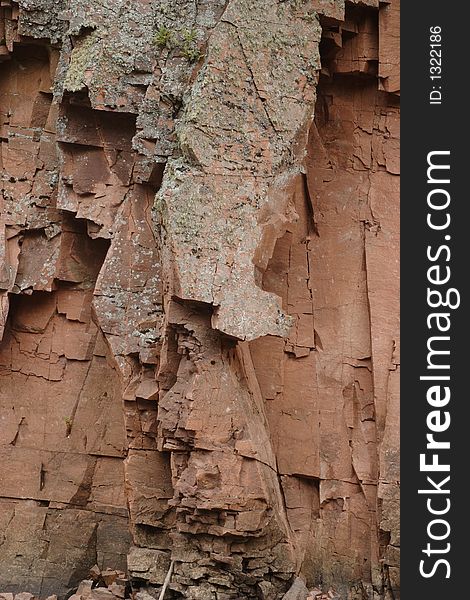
249;3;399;597
1;1;399;598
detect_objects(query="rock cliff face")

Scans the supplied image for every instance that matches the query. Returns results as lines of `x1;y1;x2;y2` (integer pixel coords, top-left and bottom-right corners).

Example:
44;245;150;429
0;1;399;599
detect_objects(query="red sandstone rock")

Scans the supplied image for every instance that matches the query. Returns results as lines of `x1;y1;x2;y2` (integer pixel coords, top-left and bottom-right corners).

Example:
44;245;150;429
0;1;399;599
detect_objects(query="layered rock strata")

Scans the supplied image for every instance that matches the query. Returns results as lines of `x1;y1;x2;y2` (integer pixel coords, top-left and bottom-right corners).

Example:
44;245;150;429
0;1;399;599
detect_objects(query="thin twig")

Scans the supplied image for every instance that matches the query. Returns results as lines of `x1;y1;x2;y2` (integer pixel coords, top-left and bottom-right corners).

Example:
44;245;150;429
158;560;175;600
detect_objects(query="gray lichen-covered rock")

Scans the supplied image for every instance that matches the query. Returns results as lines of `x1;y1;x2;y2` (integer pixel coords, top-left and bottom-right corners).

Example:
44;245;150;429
281;578;309;600
159;0;322;340
127;547;171;584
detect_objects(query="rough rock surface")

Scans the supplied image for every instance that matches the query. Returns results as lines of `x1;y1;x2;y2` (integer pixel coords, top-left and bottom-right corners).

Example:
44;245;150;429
1;1;399;599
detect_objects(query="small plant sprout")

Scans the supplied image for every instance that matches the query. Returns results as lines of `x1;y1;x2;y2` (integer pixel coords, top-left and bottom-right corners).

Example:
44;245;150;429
64;416;73;436
154;25;172;48
181;29;202;62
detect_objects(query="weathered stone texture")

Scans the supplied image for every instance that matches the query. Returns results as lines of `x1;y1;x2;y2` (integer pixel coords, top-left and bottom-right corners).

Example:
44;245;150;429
1;1;399;598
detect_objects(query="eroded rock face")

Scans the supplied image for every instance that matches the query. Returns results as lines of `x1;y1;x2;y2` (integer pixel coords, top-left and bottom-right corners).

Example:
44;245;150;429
1;1;399;599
